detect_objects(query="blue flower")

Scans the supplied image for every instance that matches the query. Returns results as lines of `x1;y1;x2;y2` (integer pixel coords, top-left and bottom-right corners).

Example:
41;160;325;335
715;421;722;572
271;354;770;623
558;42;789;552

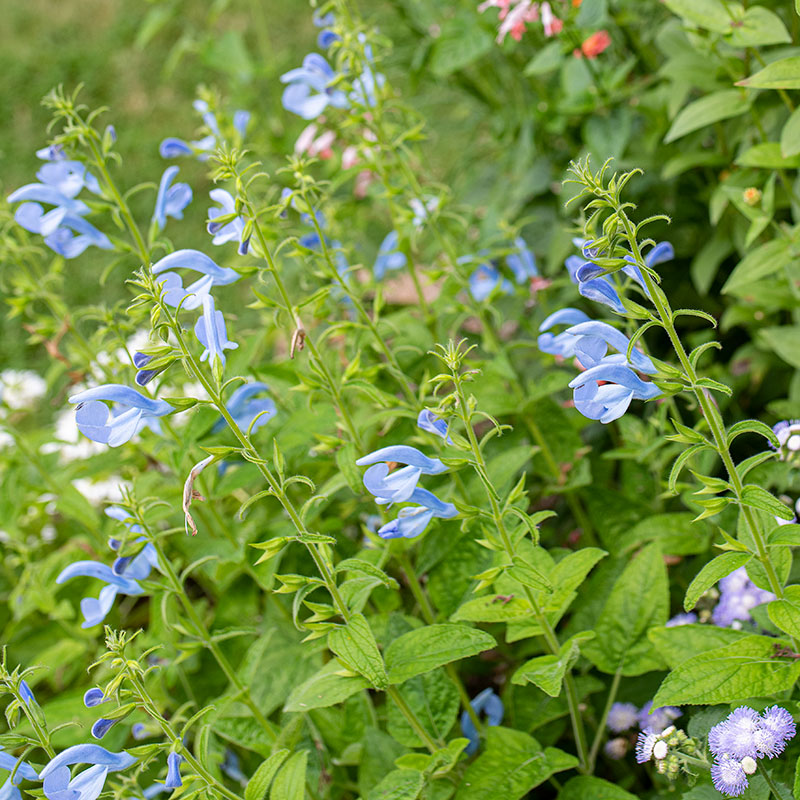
152;249;240;310
152;167;192;232
212;382;276;434
505;237;537;284
376;489;457;539
105;506;143;534
14;205;113;259
0;749;38;783
460;689;504;755
68;385;174;446
91;718;120;740
220;751;247;785
194;294;238;367
40;745;136;800
280;54;349;119
356;445;448;505
56;561;144;597
607;702;638;734
313;9;340;48
165;753;183;789
233;110;251;141
18;681;35;706
159;136;216;160
537;308;591;358
468;263;512;302
373;231;406;279
131;724;148;741
193;99;220;136
569;362;661;424
207;189;250;255
417;409;452;443
564;320;656;373
410;196;439;228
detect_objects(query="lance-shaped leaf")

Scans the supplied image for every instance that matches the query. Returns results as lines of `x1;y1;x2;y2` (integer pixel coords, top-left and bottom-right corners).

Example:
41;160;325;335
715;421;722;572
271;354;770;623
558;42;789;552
684;552;753;611
328;613;388;689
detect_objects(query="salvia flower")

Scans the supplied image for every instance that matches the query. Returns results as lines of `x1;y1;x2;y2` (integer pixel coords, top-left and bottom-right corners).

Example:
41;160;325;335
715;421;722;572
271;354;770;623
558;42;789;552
376;489;458;539
152;166;192;232
564;320;656;373
68;385;174;446
505;236;538;283
40;745;136;800
607;702;639;733
159;135;216;161
14;205;113;259
18;681;35;706
373;231;407;279
468;263;513;302
568;362;661;424
417;409;452;443
356;445;448;506
460;689;504;755
280;53;349;119
410;196;440;228
0;749;38;783
537;308;592;359
165;753;183;789
211;382;276;434
207;189;250;255
152;249;240;310
194;294;238;368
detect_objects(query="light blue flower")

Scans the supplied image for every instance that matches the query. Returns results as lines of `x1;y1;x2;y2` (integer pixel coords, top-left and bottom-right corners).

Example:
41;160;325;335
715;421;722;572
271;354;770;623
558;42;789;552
537;308;591;358
505;237;537;284
0;748;38;782
40;745;136;800
152;249;240;310
460;689;504;755
91;718;120;740
34;211;113;259
356;445;448;505
195;294;238;367
376;489;457;540
132;352;162;388
207;189;250;255
18;681;35;706
220;751;247;785
105;506;144;534
468;263;512;302
193;99;220;136
410;196;439;227
211;382;276;434
69;385;174;446
56;561;144;597
417;409;452;443
313;9;340;48
152;167;192;232
165;753;183;789
131;724;148;741
233;110;251;140
159;136;216;160
280;54;349;119
569;361;661;424
564;320;656;373
373;232;406;279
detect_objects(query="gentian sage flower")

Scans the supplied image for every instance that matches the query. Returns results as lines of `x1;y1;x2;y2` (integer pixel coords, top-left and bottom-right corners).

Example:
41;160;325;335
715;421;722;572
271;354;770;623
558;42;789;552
505;236;537;284
410;196;440;228
376;490;457;539
207;189;250;255
195;294;238;367
417;409;452;443
165;753;183;789
40;745;136;800
211;382;276;434
0;747;38;800
152;249;240;310
356;445;448;505
13;204;112;259
68;385;174;446
18;681;35;706
152;166;192;232
460;689;504;754
373;231;407;279
467;263;513;302
537;308;592;359
280;54;349;119
563;320;656;373
313;9;340;48
568;363;661;424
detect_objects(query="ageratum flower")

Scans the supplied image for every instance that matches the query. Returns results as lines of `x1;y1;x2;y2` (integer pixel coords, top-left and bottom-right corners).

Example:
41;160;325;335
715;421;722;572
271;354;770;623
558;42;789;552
194;294;238;368
373;231;407;279
460;689;504;755
211;382;276;434
152;249;240;310
637;701;681;734
712;566;775;628
152;166;192;232
711;754;750;797
356;445;449;505
772;420;800;462
40;745;136;800
537;308;592;358
635;729;658;763
665;612;697;627
280;54;349;119
68;385;174;446
568;362;661;424
207;189;250;255
606;702;638;733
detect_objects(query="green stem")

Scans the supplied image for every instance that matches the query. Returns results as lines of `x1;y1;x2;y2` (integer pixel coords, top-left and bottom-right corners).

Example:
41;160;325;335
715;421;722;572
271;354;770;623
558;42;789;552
758;762;784;800
587;668;622;771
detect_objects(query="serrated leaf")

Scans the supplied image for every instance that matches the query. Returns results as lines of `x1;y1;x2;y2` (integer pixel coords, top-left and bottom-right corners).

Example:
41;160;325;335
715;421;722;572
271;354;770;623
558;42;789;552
662;0;732;32
727;7;790;47
270;751;307;800
385;624;496;684
769;524;800;546
782;106;800;158
684;552;752;611
451;596;533;623
768;599;800;639
665;90;750;143
649;624;749;669
736;142;800;169
511;632;595;696
284;659;370;712
558;776;639;800
328;613;388;689
366;769;424;800
741;485;794;520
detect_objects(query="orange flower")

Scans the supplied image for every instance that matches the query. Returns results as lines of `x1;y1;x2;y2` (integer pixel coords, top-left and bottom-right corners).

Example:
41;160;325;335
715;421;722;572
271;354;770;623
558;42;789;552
573;0;583;6
579;29;611;58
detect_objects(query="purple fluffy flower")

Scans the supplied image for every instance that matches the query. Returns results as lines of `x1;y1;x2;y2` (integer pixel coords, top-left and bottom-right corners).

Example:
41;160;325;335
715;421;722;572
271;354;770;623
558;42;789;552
710;706;760;760
635;729;658;763
756;706;796;758
607;702;638;733
712;567;775;628
638;701;681;734
711;754;749;797
665;612;697;627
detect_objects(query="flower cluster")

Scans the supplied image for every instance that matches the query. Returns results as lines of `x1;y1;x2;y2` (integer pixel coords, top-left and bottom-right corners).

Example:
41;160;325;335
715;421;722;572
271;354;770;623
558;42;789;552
463;237;538;302
160;99;250;160
712;567;775;629
478;0;563;43
708;706;795;796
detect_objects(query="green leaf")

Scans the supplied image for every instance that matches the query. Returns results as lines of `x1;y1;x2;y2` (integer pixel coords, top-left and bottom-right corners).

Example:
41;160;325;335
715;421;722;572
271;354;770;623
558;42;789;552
582;543;668;676
328;613;388;689
385;624;495;685
283;659;370;712
741;485;794;520
652;635;800;706
386;669;459;748
668;444;713;494
618;512;710;556
769;524;800;546
722;239;793;294
649;624;749;669
768;599;800;639
736;142;800;169
759;326;800;369
512;632;595;697
727;419;782;448
662;0;731;32
664;90;750;143
270;751;307;800
429;13;493;77
245;750;290;800
451;596;533;623
576;0;607;28
558;776;640;800
523;41;562;76
782;107;800;158
454;728;577;800
366;769;424;800
727;7;791;47
738;57;800;90
507;553;553;591
335;558;398;589
684;552;752;611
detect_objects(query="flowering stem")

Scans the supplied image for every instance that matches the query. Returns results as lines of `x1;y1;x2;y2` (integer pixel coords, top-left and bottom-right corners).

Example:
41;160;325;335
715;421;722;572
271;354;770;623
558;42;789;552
449;362;590;773
758;762;784;800
587;667;622;771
